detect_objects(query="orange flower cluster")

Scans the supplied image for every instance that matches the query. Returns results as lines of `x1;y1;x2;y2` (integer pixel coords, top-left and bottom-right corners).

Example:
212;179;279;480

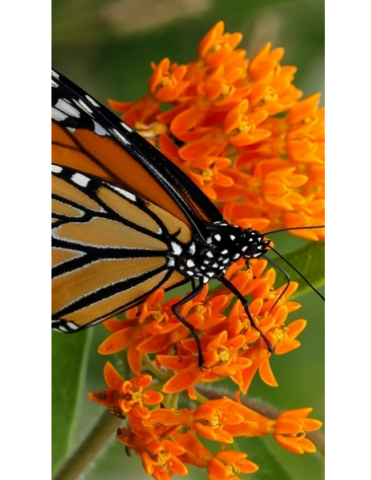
90;260;322;479
89;22;324;480
109;21;324;240
97;259;305;397
90;358;321;480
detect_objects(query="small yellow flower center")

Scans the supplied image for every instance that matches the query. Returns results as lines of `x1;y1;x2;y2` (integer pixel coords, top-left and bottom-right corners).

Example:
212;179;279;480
202;170;212;180
197;416;220;427
155;449;170;465
130;390;143;403
239;119;255;133
209;416;220;427
162;77;171;86
266;419;275;434
215;349;230;364
271;328;285;348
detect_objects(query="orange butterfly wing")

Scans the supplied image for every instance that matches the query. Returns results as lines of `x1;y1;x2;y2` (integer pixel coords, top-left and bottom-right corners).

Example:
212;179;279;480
51;69;222;332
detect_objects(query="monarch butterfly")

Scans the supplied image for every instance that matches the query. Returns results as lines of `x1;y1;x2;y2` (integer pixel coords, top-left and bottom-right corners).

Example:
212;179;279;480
52;69;323;365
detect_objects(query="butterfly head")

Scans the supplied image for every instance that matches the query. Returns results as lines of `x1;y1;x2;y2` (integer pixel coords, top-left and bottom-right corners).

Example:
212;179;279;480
239;228;271;261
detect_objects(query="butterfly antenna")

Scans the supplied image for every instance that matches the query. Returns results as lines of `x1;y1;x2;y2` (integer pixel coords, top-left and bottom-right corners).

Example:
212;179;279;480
268;246;325;301
263;255;291;313
265;225;325;235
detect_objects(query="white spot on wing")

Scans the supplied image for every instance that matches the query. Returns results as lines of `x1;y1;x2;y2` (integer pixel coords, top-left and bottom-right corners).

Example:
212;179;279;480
112;128;130;145
171;242;182;256
111;185;136;202
121;122;133;132
167;257;175;267
52;165;62;173
72;172;90;187
188;243;196;255
86;94;99;107
55;98;80;117
76;99;93;114
52;107;67;121
52;70;59;78
187;259;195;267
214;234;221;241
66;322;79;331
93;121;108;136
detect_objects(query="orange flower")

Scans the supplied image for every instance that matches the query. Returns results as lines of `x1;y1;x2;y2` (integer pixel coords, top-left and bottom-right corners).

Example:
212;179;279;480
141;439;188;480
144;398;245;444
88;362;163;419
171;431;259;478
117;425;188;480
149;58;189;102
99;289;182;375
269;408;323;454
171;431;212;468
157;329;253;399
207;451;259;480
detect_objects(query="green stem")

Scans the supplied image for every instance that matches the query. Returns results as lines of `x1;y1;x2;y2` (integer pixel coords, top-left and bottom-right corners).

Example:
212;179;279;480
53;411;123;480
142;353;170;381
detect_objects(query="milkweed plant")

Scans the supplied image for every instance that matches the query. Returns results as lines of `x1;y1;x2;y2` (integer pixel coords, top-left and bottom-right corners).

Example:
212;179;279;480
55;21;324;480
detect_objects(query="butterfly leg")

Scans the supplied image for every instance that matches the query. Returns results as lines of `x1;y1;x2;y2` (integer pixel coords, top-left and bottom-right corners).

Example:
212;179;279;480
171;282;205;367
220;276;274;353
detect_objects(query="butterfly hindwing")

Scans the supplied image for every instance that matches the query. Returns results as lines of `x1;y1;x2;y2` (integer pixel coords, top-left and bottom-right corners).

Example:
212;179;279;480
52;163;189;331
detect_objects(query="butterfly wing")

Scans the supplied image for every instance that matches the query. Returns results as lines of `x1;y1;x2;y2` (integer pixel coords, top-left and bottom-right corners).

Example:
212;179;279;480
52;163;190;331
52;69;222;238
52;69;222;332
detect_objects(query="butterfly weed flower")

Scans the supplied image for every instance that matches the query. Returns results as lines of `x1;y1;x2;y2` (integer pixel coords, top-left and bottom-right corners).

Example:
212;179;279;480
91;260;322;478
109;21;324;239
84;21;324;480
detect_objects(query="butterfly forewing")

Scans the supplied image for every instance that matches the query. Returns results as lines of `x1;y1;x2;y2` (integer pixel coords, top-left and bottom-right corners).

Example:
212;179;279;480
52;70;222;238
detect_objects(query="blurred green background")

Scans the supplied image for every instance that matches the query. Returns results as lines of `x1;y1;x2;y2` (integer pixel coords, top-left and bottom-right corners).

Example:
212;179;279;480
52;1;324;479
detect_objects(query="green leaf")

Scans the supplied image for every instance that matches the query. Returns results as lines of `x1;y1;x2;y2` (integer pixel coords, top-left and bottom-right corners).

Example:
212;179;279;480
52;329;93;473
270;241;325;296
234;436;293;480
